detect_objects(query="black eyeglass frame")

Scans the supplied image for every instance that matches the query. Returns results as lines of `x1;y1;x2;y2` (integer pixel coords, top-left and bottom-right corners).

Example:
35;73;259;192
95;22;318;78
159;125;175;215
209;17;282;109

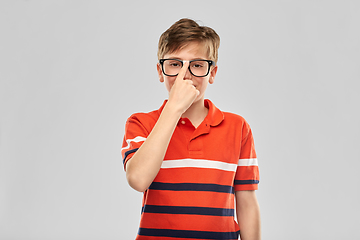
159;59;215;77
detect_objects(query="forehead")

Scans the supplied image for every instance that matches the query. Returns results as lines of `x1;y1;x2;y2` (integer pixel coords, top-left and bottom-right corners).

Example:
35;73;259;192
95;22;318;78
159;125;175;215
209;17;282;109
164;42;209;59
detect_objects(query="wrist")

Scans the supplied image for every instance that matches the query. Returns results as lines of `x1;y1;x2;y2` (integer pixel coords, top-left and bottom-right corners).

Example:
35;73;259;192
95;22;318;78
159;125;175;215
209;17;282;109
163;101;184;119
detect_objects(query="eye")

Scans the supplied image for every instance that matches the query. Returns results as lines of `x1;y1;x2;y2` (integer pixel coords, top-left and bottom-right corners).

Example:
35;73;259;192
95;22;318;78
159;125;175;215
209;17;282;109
170;62;180;67
191;61;205;68
166;60;182;68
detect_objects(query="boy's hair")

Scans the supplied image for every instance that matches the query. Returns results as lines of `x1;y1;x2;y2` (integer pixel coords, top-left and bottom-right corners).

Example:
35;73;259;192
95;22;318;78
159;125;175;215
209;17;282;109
158;18;220;64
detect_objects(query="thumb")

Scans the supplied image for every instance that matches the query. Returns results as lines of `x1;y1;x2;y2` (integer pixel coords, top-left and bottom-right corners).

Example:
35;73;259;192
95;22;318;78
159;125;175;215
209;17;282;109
195;88;200;97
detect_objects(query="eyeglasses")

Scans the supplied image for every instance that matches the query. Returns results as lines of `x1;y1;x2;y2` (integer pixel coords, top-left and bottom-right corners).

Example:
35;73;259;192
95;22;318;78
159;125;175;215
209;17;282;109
159;59;214;77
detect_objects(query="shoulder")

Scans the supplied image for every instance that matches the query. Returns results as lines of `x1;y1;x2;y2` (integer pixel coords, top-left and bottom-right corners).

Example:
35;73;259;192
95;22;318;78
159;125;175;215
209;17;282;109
221;111;253;136
126;100;167;125
222;111;248;125
126;108;160;131
127;109;159;124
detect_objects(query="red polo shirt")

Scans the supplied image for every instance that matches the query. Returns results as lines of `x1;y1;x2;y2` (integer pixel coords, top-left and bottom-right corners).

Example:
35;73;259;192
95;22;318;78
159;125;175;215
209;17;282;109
122;99;259;240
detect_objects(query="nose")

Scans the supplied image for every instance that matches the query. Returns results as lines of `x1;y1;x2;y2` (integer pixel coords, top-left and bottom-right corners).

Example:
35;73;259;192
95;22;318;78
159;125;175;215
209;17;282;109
183;65;192;80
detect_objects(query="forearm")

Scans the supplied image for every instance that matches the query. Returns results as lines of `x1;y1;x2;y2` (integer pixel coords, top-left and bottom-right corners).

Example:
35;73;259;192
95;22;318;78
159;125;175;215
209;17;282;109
236;191;261;240
126;102;182;192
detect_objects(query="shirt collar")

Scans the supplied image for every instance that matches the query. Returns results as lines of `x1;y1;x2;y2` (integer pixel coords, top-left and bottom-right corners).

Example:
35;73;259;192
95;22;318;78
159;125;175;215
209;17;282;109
203;99;224;127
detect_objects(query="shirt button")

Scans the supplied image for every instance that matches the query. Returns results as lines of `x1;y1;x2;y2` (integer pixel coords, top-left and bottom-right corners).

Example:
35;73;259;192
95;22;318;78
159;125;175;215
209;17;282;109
181;120;186;124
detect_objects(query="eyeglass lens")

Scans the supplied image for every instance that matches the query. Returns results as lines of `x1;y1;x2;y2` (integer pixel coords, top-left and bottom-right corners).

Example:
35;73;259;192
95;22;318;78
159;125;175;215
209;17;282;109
163;59;210;77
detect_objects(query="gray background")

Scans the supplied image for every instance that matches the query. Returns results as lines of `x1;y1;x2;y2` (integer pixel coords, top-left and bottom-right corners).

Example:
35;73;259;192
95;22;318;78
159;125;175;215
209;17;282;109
1;1;359;239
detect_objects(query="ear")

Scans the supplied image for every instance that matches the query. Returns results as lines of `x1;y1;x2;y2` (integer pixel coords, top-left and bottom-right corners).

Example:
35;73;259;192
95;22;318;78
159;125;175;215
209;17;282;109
157;63;164;83
208;65;218;84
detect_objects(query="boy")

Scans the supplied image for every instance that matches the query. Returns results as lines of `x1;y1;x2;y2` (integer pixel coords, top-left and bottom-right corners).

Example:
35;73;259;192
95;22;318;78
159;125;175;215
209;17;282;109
121;18;261;240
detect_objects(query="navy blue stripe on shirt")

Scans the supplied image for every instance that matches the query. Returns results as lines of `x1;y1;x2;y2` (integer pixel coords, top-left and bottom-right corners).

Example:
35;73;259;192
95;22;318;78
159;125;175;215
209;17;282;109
142;205;234;216
234;179;259;185
123;148;139;164
149;182;234;193
138;228;240;239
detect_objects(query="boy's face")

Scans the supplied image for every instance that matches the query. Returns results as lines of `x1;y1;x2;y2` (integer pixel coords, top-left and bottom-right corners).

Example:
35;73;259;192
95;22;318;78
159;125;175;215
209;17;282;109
157;42;218;104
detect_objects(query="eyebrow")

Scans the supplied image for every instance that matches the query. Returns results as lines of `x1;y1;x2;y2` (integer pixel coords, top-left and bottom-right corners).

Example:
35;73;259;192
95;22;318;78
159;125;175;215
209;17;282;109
166;57;208;61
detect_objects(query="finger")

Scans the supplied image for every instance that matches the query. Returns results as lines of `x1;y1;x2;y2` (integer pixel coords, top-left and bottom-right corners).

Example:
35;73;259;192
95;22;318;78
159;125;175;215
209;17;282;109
183;79;194;86
195;88;200;97
185;80;199;95
175;61;189;82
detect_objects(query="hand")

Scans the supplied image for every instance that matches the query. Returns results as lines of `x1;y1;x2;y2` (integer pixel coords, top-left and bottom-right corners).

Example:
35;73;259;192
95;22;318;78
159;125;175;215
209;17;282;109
167;61;200;114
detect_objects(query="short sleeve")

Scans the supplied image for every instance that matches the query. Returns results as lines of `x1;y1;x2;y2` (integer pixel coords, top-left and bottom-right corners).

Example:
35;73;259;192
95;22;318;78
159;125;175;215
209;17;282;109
234;121;259;191
121;114;149;171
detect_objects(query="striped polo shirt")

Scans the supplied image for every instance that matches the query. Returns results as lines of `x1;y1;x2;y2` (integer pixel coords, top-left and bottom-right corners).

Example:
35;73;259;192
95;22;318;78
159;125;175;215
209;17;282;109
122;99;259;240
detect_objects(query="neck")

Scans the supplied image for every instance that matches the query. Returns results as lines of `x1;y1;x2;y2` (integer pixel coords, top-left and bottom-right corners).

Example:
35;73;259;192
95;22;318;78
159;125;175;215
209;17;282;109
181;98;208;128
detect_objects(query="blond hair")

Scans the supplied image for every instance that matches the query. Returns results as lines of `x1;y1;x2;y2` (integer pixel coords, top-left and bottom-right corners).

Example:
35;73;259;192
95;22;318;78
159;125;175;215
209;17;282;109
158;18;220;64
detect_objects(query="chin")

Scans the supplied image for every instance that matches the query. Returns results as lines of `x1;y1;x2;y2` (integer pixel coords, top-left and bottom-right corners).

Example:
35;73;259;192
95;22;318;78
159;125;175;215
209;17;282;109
194;95;205;104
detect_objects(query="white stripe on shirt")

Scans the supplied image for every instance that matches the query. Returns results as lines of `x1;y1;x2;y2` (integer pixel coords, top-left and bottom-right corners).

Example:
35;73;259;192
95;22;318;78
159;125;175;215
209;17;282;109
161;159;238;172
238;158;258;166
121;136;146;152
